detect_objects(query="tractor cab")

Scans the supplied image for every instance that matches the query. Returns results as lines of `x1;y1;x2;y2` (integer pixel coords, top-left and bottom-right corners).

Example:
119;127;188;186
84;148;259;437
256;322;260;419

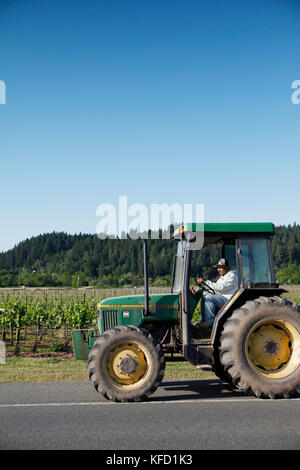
172;222;277;292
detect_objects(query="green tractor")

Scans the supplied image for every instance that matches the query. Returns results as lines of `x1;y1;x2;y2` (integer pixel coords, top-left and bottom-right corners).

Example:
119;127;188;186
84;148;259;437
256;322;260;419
72;222;300;402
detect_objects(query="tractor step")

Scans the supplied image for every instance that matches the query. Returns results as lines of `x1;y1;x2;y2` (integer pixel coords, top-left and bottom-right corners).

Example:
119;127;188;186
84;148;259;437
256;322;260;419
190;338;212;345
184;343;213;367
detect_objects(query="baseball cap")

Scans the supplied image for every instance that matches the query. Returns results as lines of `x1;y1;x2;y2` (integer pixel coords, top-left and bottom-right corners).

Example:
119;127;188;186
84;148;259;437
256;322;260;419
214;258;230;268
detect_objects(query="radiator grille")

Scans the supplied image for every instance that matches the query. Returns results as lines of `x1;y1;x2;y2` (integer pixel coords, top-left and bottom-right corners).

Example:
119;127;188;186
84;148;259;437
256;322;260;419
102;310;119;331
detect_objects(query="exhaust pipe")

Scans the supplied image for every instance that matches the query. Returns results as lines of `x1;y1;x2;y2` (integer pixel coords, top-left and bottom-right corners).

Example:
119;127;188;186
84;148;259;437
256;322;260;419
142;238;150;316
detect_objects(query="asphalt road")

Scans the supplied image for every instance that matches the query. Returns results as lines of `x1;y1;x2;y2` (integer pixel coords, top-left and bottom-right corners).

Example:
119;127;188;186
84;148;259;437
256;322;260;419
1;379;300;450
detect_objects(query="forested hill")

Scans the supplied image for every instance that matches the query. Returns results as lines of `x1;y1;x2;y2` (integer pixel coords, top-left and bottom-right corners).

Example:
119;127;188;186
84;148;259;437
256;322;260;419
0;232;178;287
0;224;300;287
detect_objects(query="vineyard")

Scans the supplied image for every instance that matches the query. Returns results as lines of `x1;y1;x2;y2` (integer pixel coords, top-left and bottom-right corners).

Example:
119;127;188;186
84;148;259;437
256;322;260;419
0;287;169;358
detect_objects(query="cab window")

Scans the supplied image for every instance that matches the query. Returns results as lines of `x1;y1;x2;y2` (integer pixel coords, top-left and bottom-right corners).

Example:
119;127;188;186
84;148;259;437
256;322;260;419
240;237;272;284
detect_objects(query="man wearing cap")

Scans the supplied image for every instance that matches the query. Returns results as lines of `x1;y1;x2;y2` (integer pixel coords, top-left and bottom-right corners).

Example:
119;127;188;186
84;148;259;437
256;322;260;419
194;258;238;329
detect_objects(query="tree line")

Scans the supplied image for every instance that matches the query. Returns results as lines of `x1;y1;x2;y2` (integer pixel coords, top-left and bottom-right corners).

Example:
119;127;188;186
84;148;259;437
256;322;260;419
0;224;299;287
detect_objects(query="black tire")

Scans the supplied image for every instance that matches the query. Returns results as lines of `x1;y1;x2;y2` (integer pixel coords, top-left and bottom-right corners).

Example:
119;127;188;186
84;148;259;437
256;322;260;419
212;345;234;385
219;296;300;398
88;325;165;402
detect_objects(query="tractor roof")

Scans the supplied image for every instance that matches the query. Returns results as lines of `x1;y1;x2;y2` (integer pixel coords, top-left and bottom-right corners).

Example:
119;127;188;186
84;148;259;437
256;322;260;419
173;222;275;240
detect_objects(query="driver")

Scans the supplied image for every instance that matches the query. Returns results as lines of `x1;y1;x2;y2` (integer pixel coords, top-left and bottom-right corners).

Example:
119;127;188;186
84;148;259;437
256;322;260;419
192;258;238;329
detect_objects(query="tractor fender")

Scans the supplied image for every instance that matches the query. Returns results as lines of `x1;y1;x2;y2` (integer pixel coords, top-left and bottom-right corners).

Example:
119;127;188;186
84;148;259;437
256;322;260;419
210;287;288;347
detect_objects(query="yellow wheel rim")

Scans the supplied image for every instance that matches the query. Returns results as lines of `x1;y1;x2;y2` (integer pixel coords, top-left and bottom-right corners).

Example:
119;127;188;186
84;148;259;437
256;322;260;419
246;319;300;379
104;341;152;390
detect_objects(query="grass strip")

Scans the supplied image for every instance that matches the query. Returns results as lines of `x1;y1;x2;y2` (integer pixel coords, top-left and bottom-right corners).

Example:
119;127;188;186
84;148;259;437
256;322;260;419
0;355;215;383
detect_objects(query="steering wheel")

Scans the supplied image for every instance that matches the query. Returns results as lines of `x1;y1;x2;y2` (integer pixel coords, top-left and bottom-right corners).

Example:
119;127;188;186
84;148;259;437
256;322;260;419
196;279;216;295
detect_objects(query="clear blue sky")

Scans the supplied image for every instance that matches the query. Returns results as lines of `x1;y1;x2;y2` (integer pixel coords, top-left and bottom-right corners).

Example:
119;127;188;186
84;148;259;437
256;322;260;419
0;0;300;252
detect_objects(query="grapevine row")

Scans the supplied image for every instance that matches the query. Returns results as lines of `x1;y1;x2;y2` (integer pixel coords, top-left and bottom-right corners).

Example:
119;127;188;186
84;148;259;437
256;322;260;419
0;297;98;330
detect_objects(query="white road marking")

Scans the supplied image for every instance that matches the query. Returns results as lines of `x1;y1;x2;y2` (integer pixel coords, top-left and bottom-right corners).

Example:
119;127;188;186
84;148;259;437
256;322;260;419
0;396;299;408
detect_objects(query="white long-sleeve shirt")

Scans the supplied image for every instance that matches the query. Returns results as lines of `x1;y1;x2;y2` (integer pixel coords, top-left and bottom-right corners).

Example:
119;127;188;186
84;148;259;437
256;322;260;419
205;270;238;300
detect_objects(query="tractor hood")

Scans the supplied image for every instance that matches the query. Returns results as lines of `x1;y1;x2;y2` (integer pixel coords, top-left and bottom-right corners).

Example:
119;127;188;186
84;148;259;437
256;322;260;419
98;293;180;332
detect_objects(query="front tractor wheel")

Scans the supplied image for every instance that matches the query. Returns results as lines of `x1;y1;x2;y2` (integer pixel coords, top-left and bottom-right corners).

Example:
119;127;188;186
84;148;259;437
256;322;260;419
219;296;300;398
88;325;165;402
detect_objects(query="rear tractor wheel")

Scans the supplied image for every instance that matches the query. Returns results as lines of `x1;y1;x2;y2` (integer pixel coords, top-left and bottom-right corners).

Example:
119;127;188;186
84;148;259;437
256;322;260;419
88;325;165;402
219;296;300;398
